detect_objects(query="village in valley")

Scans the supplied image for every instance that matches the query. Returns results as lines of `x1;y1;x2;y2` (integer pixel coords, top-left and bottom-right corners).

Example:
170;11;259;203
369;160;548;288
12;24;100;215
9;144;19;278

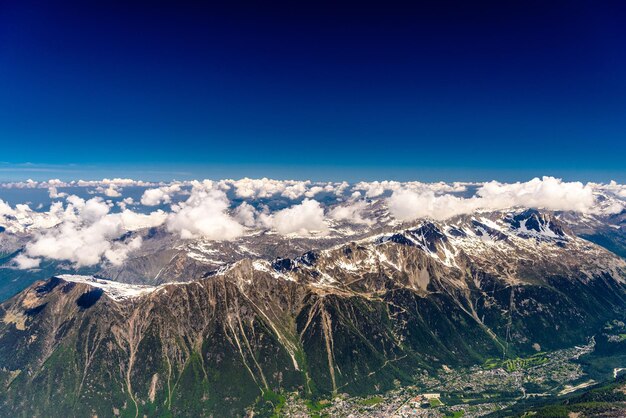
275;340;598;417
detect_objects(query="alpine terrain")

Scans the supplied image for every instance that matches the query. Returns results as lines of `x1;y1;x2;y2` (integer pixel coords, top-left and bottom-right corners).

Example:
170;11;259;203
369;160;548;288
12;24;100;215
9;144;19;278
1;204;626;417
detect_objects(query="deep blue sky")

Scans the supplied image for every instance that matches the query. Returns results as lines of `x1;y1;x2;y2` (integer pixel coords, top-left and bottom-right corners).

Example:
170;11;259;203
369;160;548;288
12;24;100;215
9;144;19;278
1;1;625;181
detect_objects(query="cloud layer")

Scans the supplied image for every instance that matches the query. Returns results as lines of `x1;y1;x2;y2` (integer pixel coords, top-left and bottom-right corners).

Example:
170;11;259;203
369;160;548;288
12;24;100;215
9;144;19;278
388;177;600;221
1;176;624;269
16;196;164;268
166;182;244;240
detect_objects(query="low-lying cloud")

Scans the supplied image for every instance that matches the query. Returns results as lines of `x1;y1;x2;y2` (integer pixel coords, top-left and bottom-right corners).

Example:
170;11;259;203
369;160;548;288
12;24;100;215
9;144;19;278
269;199;328;235
16;196;158;268
4;196;167;269
2;176;625;269
388;177;601;221
165;182;244;240
141;184;182;206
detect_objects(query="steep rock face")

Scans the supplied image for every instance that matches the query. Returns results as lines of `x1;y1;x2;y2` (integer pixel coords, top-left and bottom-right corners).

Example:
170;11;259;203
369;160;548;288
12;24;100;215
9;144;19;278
1;210;626;417
0;270;307;417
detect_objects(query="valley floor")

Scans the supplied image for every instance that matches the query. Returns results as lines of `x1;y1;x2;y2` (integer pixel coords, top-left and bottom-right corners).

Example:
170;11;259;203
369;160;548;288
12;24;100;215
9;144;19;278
259;338;626;417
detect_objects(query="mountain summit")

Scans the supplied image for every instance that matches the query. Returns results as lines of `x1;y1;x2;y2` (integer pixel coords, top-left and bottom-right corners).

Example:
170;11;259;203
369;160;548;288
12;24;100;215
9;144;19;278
1;209;625;416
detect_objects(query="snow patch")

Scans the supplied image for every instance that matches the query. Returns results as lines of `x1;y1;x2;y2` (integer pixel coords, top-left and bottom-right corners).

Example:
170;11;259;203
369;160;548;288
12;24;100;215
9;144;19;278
55;275;156;301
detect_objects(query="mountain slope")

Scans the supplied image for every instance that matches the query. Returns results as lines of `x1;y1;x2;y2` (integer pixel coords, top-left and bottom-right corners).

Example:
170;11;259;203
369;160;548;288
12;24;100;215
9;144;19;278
1;210;625;417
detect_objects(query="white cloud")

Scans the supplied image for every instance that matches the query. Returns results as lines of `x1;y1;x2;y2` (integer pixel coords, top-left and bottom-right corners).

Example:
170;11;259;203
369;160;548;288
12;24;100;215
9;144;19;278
388;189;469;221
589;180;626;199
232;198;331;235
77;178;156;188
104;236;143;265
118;209;168;231
80;196;111;223
48;186;67;199
3;177;624;270
0;199;15;217
476;177;595;212
304;186;324;198
164;181;330;238
328;200;372;224
13;253;41;269
26;222;116;267
1;178;158;190
280;182;311;200
388;177;597;221
141;184;181;206
166;186;244;240
116;197;135;210
233;202;260;227
354;180;470;199
141;188;169;206
225;178;288;199
22;198;119;267
355;180;398;198
14;196;165;268
269;199;328;235
102;185;122;197
332;181;351;196
218;178;352;200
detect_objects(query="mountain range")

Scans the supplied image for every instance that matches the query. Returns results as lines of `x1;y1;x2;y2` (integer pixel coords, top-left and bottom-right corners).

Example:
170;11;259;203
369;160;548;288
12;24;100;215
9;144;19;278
1;207;626;416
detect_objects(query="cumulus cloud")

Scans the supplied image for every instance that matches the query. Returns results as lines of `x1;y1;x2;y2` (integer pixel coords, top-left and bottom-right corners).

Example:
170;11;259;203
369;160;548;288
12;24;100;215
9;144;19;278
0;199;15;217
3;176;625;270
119;209;168;231
586;181;626;214
269;199;328;235
355;180;397;198
328;199;373;224
166;185;244;240
11;196;167;269
476;177;595;212
141;184;181;206
104;236;143;265
0;179;39;189
48;186;67;199
280;182;311;200
233;202;261;227
102;185;122;197
388;177;597;221
13;253;41;269
22;198;125;267
116;197;135;210
1;178;159;190
141;188;169;206
77;178;156;188
222;198;329;235
224;178;290;199
388;190;469;221
304;186;324;198
354;180;469;199
218;178;351;200
164;182;329;238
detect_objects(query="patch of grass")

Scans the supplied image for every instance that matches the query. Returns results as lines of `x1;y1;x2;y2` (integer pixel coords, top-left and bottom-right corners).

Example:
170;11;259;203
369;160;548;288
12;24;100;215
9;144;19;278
429;398;443;407
484;353;548;372
306;399;331;417
483;358;500;369
358;396;383;406
256;389;286;418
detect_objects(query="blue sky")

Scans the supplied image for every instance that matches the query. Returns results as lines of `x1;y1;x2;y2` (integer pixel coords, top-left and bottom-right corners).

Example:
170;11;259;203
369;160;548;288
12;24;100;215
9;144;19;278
1;1;625;181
